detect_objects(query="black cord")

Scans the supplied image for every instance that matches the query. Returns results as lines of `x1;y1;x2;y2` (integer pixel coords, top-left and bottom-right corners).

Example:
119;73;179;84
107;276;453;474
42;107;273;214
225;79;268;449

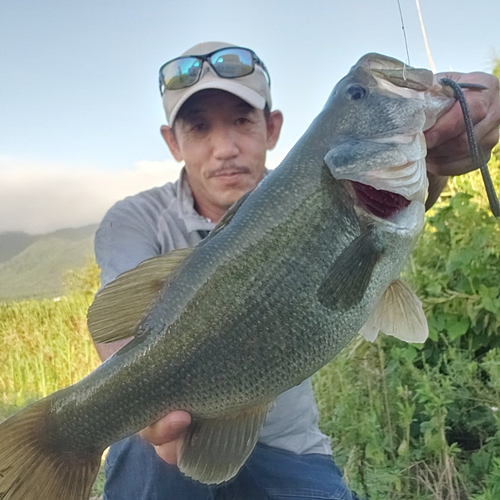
440;78;500;217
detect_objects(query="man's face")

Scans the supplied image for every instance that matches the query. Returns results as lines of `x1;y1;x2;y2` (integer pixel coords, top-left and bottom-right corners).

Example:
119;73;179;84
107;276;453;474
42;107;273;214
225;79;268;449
162;89;282;221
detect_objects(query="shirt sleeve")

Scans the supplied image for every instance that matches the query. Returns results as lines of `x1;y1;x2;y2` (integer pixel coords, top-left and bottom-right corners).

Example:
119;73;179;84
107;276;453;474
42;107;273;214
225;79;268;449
94;198;162;290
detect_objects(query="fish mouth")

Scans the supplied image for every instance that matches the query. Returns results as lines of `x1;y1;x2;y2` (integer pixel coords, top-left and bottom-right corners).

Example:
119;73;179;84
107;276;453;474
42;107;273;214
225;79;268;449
351;181;411;219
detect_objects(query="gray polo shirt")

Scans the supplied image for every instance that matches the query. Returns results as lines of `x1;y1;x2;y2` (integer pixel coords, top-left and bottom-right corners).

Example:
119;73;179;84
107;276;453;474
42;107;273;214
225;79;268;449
95;168;331;456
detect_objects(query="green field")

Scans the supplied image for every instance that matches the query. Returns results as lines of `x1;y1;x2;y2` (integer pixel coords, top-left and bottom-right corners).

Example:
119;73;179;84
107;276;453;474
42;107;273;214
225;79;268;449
1;157;500;499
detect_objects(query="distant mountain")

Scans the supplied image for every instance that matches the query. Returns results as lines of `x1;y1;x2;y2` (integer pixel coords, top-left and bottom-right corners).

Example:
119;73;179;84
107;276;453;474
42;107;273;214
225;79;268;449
0;224;99;302
0;232;36;263
48;225;99;242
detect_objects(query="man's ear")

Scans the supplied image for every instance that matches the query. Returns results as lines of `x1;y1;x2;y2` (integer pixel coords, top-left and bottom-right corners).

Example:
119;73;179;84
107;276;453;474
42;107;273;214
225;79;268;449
161;125;183;162
265;110;284;151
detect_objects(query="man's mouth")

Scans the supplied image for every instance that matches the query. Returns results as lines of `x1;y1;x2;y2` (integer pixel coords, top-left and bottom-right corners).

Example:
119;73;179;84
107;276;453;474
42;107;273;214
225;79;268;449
352;181;411;219
209;166;250;178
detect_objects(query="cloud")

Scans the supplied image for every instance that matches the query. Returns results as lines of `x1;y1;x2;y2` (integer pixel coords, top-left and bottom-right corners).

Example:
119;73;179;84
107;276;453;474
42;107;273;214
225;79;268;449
0;151;286;235
0;157;182;234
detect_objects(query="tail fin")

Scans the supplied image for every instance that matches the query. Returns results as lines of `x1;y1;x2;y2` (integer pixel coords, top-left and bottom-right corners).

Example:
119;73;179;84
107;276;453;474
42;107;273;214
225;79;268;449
0;399;102;500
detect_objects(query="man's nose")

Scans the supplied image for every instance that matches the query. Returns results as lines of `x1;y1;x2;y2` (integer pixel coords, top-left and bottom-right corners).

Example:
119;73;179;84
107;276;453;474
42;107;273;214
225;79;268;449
211;128;239;159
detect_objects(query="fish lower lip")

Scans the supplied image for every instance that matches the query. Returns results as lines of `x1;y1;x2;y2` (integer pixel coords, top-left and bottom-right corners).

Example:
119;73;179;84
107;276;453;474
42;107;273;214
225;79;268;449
352;181;410;219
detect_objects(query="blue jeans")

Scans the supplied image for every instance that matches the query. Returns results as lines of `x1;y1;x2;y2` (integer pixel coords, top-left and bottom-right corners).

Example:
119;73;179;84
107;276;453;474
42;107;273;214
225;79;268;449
103;435;354;500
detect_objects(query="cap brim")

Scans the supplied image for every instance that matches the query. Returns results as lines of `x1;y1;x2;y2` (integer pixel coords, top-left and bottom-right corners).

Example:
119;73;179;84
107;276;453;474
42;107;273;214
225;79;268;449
166;79;266;125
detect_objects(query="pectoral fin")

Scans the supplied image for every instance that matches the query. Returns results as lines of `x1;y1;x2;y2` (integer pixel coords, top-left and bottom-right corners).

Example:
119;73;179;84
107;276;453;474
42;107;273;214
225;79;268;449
359;278;428;343
178;404;270;484
87;248;192;343
317;229;382;310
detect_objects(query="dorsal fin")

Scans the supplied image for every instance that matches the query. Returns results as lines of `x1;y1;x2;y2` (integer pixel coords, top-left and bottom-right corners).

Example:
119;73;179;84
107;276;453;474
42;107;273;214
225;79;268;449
87;248;192;344
359;278;428;343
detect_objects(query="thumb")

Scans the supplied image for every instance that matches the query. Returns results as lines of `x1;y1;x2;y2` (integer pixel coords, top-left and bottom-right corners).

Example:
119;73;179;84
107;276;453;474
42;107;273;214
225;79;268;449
139;411;191;446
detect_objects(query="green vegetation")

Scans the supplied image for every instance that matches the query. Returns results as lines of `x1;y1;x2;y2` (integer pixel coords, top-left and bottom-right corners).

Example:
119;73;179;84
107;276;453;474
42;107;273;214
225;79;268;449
314;152;500;499
0;272;100;419
0;262;103;496
0;117;499;498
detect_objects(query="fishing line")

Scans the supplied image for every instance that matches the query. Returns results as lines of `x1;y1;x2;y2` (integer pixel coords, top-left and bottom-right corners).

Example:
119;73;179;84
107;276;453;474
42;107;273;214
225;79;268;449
441;78;500;218
415;0;436;72
396;0;411;79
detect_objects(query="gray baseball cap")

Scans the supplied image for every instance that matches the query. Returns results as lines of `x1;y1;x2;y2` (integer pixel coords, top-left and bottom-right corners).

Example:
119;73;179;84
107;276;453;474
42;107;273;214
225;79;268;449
161;41;272;124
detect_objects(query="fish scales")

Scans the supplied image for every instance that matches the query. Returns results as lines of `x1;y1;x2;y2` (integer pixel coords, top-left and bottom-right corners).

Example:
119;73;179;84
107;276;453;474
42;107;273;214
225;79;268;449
0;53;457;497
49;161;361;451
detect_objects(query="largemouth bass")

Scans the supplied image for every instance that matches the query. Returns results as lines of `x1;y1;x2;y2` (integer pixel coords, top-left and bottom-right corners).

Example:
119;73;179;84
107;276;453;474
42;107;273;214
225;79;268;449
0;54;456;499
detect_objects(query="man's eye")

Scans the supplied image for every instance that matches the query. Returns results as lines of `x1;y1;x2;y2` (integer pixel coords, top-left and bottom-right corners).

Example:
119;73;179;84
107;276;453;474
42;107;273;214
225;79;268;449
235;117;250;125
192;123;208;132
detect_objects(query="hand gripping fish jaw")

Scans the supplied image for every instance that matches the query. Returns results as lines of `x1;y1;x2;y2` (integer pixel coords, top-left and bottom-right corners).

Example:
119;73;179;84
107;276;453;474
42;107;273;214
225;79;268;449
440;78;500;217
323;54;447;224
325;53;499;219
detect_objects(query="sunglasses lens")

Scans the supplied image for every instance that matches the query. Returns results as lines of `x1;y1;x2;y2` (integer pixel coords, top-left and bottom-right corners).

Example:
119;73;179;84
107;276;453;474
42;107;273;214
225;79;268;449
210;48;254;78
161;57;202;91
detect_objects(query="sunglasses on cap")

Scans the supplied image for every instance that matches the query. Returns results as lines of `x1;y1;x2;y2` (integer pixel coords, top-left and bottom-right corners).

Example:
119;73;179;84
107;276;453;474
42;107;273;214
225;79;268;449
158;46;271;95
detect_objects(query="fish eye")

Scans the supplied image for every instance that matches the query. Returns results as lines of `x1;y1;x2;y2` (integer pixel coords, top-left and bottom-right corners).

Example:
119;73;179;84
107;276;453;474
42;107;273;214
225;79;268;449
345;85;367;101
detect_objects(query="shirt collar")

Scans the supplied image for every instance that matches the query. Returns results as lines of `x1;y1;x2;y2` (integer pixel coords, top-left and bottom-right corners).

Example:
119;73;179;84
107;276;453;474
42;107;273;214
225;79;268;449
175;168;216;233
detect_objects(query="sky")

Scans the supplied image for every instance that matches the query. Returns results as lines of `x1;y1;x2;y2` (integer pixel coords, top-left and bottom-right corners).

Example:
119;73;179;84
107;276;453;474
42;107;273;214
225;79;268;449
1;0;498;234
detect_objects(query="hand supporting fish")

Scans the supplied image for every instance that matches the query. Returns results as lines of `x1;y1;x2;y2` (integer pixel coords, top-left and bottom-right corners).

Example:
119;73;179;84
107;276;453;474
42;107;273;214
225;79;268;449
0;53;494;499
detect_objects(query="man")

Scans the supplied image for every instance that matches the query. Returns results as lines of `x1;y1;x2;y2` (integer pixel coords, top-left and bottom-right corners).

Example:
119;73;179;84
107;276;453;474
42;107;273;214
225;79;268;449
94;41;500;499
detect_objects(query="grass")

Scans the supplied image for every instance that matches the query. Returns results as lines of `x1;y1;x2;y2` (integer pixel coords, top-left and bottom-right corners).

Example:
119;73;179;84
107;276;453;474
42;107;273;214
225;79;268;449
0;293;100;410
0;291;104;498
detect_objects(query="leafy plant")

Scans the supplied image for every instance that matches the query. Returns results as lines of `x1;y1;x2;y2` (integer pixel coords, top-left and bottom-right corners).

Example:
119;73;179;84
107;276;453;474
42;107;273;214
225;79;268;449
314;135;500;499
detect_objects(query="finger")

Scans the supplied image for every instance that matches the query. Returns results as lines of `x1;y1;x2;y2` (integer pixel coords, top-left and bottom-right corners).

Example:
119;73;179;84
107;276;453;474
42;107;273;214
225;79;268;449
426;72;499;150
435;70;500;96
139;411;191;446
426;128;499;175
153;440;183;465
426;150;495;178
425;92;490;150
425;101;466;150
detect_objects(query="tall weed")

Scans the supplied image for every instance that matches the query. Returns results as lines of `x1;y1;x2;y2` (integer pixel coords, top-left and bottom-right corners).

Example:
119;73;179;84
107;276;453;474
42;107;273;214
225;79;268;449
314;154;500;499
0;263;100;419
